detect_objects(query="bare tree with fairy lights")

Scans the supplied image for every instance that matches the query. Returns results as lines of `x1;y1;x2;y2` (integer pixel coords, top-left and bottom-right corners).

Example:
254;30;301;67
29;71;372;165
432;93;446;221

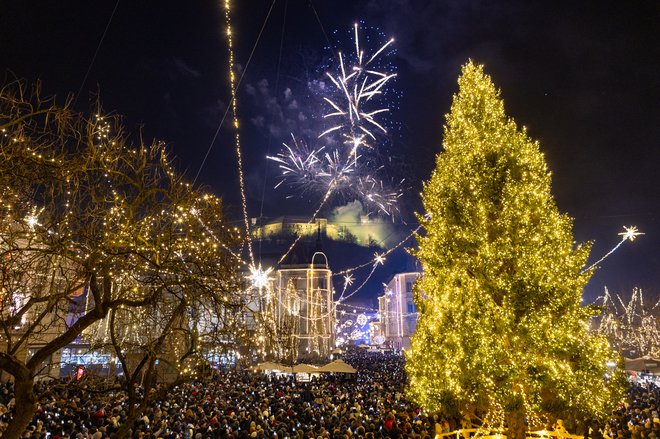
0;79;241;439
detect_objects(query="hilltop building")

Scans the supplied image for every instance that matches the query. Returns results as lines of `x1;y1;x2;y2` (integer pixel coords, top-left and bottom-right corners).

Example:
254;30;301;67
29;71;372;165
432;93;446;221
251;215;398;248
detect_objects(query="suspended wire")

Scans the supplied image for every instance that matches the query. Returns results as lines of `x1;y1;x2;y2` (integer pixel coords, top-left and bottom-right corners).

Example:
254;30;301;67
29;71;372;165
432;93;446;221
73;0;121;107
308;0;335;60
193;0;278;187
258;0;288;264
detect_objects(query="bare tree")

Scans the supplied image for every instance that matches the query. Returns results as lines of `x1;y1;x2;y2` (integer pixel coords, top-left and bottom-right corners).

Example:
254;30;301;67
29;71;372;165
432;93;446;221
84;192;244;439
0;80;240;438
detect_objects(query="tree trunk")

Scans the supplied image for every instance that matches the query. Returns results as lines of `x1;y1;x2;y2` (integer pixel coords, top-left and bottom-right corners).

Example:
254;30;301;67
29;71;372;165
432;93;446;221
2;374;37;439
506;410;526;439
114;418;134;439
114;380;139;439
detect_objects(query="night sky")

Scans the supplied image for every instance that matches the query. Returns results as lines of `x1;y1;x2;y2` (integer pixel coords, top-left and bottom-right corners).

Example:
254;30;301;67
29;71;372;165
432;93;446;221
1;0;659;304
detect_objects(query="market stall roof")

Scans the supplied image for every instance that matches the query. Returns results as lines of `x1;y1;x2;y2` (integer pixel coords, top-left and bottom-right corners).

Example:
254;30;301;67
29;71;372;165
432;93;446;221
624;356;660;373
292;364;319;373
256;361;286;371
318;359;357;373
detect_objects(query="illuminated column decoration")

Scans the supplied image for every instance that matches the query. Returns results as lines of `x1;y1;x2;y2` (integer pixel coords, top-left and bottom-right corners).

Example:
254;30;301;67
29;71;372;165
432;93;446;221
397;275;404;344
268;252;335;361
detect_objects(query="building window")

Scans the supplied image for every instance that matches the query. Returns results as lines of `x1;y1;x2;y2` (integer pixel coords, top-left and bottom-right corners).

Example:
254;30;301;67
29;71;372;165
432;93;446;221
407;302;416;313
406;281;414;293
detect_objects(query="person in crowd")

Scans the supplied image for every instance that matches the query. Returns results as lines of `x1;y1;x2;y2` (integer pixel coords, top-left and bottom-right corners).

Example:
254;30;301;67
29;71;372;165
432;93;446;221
0;350;657;439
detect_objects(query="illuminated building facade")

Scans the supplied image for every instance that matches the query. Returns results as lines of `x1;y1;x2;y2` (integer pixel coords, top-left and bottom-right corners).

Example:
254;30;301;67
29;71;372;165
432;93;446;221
248;226;337;363
0;282;86;382
375;272;420;350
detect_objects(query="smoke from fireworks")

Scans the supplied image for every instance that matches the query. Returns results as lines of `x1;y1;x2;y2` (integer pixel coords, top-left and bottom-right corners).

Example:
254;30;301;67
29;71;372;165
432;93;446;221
268;23;402;217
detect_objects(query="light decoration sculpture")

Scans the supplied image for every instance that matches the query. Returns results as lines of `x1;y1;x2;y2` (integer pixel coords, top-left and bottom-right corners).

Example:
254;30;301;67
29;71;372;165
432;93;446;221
594;287;660;358
248;264;273;289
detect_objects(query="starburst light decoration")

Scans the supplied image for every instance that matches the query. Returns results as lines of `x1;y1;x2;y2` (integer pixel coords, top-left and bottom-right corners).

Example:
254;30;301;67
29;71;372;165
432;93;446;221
248;264;273;289
619;225;644;242
583;225;643;272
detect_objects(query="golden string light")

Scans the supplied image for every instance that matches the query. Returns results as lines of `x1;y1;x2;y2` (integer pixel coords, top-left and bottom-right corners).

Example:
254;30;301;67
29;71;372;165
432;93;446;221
224;0;254;267
277;177;339;264
330;223;423;303
1;100;246;386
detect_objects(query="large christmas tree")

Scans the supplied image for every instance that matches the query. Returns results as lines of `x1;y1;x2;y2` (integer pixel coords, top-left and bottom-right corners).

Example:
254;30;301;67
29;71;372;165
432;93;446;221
406;62;626;437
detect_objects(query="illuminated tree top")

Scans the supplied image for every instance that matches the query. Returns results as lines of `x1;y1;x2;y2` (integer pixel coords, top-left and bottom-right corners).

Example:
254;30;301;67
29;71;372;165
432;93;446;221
406;61;627;434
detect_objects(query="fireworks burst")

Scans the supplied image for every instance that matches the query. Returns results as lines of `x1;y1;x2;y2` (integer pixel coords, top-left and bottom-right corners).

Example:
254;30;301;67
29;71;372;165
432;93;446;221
267;135;355;197
268;23;402;217
320;23;396;157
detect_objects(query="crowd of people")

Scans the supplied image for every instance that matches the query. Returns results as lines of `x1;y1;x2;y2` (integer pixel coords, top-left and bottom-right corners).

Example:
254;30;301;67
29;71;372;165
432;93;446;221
602;379;660;439
0;351;659;439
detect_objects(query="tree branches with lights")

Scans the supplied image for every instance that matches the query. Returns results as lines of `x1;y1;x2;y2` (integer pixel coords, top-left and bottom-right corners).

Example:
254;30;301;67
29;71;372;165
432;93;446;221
0;79;241;438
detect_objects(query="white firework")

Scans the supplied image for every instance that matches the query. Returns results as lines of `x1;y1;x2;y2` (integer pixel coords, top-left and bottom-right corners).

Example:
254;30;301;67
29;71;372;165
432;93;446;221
268;23;402;217
319;22;396;159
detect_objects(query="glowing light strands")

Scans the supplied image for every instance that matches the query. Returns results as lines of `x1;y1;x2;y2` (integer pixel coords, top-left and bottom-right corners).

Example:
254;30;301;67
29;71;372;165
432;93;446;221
224;0;254;266
595;287;660;357
334;222;423;276
406;62;627;428
191;207;244;264
276;168;345;265
333;223;423;303
337;262;378;303
582;225;643;273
